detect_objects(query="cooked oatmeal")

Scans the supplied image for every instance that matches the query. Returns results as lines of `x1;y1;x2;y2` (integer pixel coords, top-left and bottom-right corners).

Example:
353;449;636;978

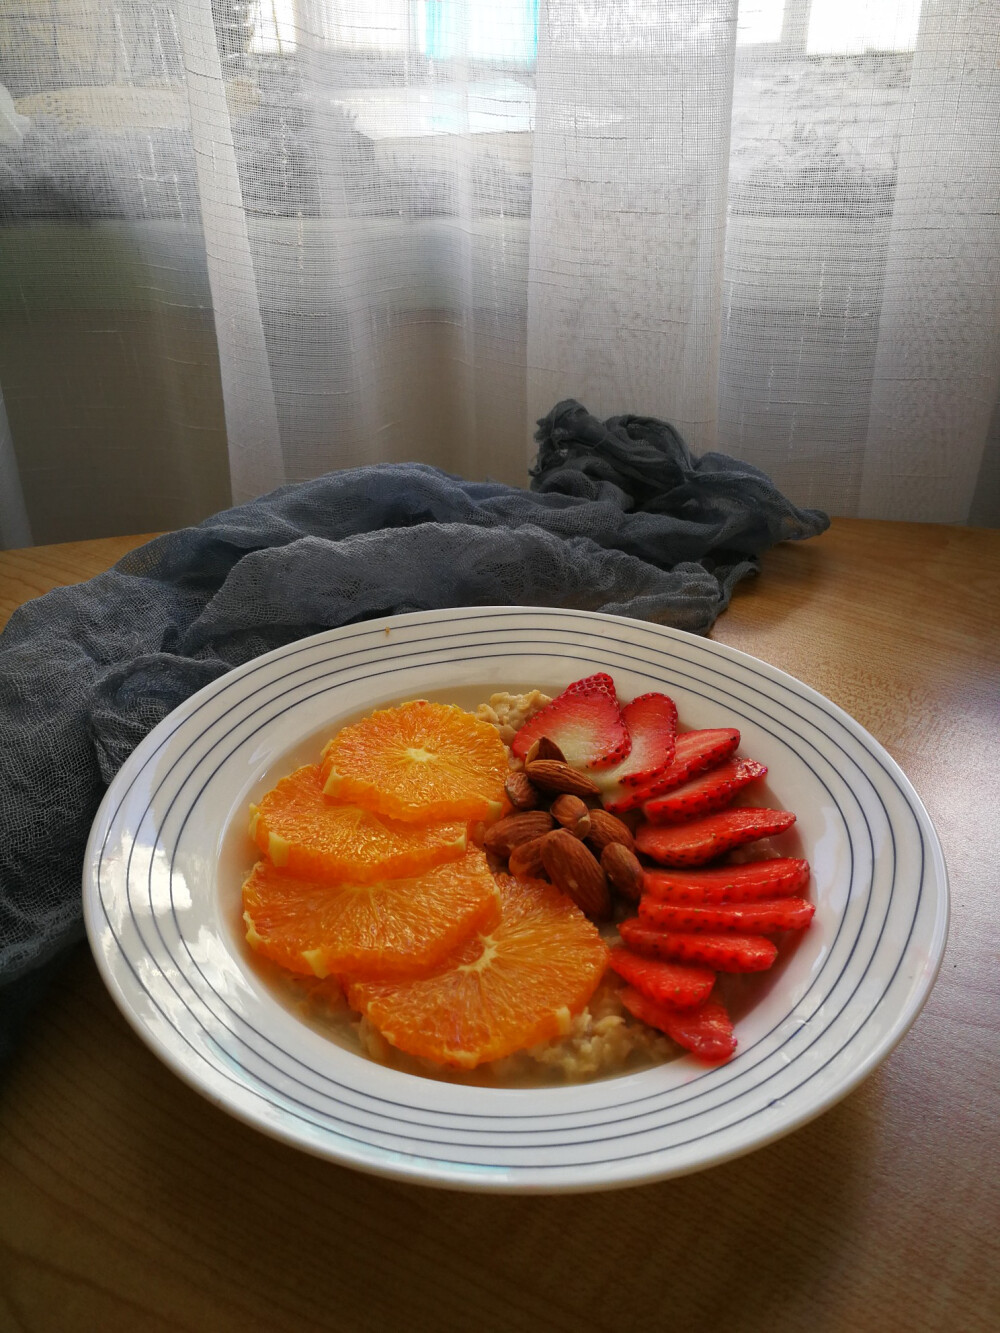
489;977;675;1083
288;972;674;1087
474;690;551;752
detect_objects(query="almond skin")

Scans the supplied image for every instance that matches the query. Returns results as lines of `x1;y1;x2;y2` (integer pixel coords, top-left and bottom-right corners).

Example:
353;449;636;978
507;836;549;880
550;793;592;839
586;809;636;856
525;736;567;765
504;771;540;811
524;760;601;798
540;829;611;920
601;843;644;901
482;810;555;859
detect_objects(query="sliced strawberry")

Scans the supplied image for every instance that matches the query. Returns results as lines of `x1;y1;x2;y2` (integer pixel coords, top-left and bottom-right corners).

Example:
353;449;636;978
604;729;740;813
592;693;678;802
634;808;796;866
639;895;815;934
643;858;811;902
564;672;616;696
510;677;631;769
619;987;737;1061
643;757;766;823
619;919;778;972
608;947;715;1009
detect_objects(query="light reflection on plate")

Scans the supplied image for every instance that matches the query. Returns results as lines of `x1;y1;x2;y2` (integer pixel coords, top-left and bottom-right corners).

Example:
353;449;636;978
83;607;947;1193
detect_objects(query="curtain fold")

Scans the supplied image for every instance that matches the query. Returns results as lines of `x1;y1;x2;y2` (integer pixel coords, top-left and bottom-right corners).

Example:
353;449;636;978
859;0;1000;520
0;2;233;548
178;0;286;503
0;388;32;550
218;2;537;488
0;0;997;545
527;2;739;456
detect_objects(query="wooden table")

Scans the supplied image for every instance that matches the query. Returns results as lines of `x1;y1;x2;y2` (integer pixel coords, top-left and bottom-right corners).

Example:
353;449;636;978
1;520;998;1332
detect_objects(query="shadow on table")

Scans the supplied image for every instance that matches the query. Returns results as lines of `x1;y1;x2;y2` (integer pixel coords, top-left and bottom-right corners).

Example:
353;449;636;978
369;1097;877;1330
722;538;830;633
5;946;880;1333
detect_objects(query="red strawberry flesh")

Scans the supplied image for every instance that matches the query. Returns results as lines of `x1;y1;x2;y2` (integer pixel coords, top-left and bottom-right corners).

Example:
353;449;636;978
592;692;678;802
642;858;811;902
510;677;631;769
619;987;737;1061
643;757;767;823
604;728;740;812
619;919;778;972
634;808;796;866
638;896;815;934
608;947;715;1009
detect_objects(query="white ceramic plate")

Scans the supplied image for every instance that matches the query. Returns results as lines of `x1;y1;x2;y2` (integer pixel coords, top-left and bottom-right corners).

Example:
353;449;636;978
83;607;948;1193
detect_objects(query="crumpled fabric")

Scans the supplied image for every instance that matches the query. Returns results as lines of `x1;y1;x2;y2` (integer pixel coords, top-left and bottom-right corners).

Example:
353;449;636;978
0;400;828;1053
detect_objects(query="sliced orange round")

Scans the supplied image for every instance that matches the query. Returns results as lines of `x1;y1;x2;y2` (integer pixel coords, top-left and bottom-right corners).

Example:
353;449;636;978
320;700;508;823
242;845;502;980
344;874;610;1068
250;764;466;883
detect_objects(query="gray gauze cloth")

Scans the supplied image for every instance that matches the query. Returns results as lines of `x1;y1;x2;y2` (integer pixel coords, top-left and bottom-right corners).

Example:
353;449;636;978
0;400;828;1051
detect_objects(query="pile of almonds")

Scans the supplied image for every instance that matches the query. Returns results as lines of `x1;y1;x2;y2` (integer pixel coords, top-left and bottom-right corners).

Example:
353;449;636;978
481;738;644;920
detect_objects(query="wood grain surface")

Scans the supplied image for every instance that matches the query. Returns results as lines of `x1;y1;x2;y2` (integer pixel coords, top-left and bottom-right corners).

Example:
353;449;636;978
1;520;998;1333
0;534;160;630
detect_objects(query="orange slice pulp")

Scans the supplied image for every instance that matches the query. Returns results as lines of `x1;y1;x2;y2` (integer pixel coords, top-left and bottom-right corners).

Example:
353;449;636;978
242;845;502;980
345;874;610;1068
249;764;467;883
320;699;508;823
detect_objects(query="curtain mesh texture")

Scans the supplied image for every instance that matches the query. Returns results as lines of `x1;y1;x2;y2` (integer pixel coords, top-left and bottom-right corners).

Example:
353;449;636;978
0;1;997;540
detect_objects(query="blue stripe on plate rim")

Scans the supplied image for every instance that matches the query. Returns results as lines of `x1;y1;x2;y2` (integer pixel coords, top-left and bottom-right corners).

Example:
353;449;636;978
84;607;947;1190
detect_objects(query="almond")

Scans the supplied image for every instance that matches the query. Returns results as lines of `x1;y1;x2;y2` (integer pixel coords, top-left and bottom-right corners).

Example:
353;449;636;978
586;808;636;856
524;759;601;797
601;843;644;901
550;793;592;839
525;736;567;764
482;810;555;859
504;770;540;810
540;829;611;920
507;836;549;880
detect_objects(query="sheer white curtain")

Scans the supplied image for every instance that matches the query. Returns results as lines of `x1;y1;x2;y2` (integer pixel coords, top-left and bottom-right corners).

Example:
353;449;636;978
859;0;1000;519
527;2;738;455
719;0;1000;518
196;0;541;494
0;0;997;546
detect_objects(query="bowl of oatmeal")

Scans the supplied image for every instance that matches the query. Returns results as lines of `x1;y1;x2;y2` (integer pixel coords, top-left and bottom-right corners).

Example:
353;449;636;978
83;607;948;1192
